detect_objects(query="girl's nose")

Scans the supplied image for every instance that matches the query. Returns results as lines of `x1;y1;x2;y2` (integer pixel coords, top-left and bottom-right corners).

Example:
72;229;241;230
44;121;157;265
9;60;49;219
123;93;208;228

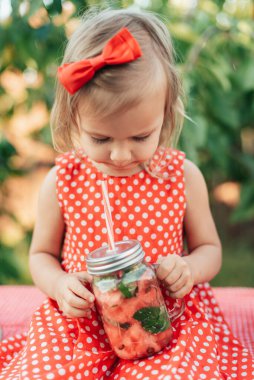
110;145;132;165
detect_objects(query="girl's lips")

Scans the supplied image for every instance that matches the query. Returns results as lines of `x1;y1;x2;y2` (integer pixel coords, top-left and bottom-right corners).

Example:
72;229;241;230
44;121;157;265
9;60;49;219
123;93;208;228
111;163;139;170
104;162;139;170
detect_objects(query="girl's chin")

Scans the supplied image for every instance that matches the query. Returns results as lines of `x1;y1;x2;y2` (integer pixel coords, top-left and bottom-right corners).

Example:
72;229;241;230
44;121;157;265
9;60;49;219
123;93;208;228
93;161;144;176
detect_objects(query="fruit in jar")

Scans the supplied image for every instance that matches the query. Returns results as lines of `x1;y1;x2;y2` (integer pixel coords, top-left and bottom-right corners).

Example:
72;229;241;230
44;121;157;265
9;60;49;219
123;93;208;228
93;263;173;359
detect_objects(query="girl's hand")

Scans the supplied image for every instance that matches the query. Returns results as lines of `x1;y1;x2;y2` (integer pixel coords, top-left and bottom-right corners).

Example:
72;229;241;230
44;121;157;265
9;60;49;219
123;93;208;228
155;254;194;299
54;271;95;318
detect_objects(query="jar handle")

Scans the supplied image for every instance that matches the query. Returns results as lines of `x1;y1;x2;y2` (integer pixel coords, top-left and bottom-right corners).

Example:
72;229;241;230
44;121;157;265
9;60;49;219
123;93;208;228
151;263;185;322
167;297;185;322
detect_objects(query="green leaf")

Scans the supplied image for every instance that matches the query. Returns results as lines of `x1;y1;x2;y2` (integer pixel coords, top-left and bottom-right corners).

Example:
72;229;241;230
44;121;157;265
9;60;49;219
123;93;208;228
118;282;136;298
0;138;16;159
235;59;254;91
0;243;23;285
133;306;170;334
207;89;240;129
43;0;62;16
206;64;231;91
117;264;147;298
169;23;198;43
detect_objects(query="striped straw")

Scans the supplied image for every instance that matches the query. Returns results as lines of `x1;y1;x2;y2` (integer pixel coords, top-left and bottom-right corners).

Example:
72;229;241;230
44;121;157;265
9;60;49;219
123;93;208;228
101;180;116;251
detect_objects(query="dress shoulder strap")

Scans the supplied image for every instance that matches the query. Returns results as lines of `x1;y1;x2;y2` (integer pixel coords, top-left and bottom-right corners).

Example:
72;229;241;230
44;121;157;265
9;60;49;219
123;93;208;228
148;147;185;180
55;151;84;214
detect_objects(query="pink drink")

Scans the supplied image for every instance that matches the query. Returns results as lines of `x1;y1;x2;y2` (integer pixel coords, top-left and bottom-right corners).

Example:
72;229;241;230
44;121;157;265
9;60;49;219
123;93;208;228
86;240;184;360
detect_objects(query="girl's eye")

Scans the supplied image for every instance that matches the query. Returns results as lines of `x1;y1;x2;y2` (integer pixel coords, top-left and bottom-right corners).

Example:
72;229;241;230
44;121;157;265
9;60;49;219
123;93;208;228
91;137;110;144
133;135;150;142
91;135;150;144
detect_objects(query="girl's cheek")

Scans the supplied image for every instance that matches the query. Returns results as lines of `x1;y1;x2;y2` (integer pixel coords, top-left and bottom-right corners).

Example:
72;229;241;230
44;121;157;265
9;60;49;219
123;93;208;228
86;145;108;161
141;141;159;159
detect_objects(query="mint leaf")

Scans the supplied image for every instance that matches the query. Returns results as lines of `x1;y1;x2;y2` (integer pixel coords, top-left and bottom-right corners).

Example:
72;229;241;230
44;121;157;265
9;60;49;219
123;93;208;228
118;282;136;298
95;265;148;298
133;306;170;334
117;264;147;298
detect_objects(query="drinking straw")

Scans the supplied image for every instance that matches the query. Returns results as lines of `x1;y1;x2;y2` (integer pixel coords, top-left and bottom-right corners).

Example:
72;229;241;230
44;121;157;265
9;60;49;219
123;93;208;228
101;180;116;251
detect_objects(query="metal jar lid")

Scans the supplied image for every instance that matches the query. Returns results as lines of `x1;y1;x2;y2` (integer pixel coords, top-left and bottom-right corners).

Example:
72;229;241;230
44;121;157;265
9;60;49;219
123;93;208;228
86;240;144;276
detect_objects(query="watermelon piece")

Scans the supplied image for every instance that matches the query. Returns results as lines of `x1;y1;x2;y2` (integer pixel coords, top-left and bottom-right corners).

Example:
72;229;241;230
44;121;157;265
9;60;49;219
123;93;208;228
92;264;173;360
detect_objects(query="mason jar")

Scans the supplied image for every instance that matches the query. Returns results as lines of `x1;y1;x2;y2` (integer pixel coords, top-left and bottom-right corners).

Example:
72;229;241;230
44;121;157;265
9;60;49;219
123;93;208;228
86;240;184;360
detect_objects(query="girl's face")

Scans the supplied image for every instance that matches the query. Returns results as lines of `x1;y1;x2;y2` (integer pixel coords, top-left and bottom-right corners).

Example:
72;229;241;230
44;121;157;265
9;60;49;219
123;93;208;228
78;89;166;176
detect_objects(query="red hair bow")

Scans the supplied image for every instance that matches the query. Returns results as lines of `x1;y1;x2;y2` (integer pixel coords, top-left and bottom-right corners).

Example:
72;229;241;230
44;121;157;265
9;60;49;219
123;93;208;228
58;28;142;95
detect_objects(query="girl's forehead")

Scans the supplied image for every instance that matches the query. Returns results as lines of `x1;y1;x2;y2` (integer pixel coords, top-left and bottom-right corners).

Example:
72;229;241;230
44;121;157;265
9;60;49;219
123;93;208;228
79;87;166;135
78;88;166;124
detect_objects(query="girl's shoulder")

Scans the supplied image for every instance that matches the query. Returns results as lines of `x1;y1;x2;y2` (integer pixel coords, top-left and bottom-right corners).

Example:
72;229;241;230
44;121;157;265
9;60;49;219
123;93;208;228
183;158;208;197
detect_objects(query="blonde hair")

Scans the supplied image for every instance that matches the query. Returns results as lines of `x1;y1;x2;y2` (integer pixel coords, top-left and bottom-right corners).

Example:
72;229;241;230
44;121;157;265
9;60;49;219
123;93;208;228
50;7;185;153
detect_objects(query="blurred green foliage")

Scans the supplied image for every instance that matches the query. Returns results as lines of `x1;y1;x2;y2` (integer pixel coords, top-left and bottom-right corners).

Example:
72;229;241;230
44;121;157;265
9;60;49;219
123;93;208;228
0;0;253;285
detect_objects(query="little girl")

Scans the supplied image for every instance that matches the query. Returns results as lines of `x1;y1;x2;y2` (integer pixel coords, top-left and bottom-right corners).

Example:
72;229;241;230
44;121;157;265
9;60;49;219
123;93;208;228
1;7;253;380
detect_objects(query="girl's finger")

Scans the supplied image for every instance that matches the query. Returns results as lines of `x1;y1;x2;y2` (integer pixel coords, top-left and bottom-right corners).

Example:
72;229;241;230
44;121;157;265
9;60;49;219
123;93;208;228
62;301;92;318
169;284;192;299
68;292;93;309
164;267;182;287
76;271;93;283
168;273;186;293
156;256;176;281
68;278;95;303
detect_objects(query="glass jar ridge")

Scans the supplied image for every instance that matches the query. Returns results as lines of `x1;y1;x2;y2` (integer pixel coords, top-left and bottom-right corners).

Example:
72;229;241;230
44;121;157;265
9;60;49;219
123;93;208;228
86;240;145;276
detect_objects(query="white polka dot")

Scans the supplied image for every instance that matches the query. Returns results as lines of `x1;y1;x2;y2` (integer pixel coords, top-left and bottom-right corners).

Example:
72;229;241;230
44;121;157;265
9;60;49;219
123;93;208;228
46;374;55;379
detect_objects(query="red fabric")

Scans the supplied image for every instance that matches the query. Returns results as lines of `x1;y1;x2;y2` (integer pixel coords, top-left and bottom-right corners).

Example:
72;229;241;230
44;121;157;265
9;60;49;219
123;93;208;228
1;148;253;379
0;286;253;355
213;287;254;356
58;27;142;94
0;286;45;340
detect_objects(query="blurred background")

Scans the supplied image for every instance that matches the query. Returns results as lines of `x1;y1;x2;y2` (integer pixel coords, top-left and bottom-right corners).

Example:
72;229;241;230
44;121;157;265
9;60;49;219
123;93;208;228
0;0;253;287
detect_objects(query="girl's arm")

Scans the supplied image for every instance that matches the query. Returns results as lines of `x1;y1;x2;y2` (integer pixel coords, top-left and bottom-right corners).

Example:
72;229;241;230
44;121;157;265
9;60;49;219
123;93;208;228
29;167;94;317
182;159;222;284
156;159;222;298
29;166;66;299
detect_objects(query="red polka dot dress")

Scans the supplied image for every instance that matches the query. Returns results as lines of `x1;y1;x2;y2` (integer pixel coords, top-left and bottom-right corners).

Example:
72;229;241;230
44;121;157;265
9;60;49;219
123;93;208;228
1;147;254;380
